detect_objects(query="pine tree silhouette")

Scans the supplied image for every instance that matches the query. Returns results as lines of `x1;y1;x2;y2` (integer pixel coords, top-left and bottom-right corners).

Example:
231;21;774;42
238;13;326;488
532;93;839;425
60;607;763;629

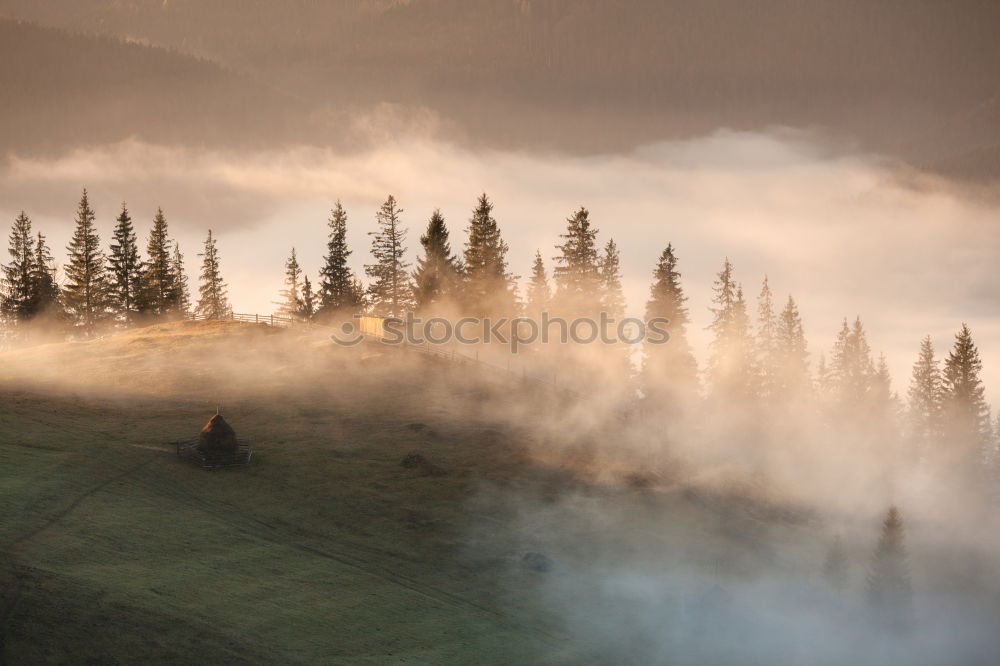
196;230;230;320
300;276;316;320
1;211;36;323
907;336;943;461
276;248;304;319
707;258;755;401
140;207;178;317
830;316;876;412
319;201;362;317
30;231;61;321
642;243;699;403
170;243;191;317
462;193;516;318
553;206;600;317
525;250;551;320
755;277;778;403
599;239;625;320
870;353;897;425
63;190;110;335
107;202;143;325
365;195;412;317
412;209;461;312
941;324;991;477
773;294;810;403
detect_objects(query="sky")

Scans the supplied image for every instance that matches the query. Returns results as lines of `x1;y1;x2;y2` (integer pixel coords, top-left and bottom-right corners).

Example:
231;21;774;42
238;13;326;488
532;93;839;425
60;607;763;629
2;129;998;405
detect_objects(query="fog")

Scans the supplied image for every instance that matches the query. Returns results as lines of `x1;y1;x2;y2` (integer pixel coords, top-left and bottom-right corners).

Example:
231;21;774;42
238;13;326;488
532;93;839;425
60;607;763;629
2;130;998;404
2;294;999;663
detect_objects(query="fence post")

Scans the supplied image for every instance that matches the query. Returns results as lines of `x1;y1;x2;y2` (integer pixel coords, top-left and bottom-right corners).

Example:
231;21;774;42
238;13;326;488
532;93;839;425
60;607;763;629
270;314;274;326
255;314;259;324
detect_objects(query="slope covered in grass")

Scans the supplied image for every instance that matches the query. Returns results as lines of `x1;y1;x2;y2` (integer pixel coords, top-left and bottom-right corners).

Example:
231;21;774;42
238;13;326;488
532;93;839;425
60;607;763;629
0;321;572;662
1;321;943;664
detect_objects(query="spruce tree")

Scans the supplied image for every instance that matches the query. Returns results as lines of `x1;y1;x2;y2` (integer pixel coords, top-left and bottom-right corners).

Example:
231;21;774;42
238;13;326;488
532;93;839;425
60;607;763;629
140;207;176;317
553;206;600;316
941;324;991;472
525;250;551;320
412;209;461;311
644;244;691;340
866;505;913;633
349;278;366;312
830;316;875;411
300;276;316;320
706;258;755;400
463;193;517;318
870;353;898;431
816;353;833;400
319;201;361;316
597;238;631;377
143;208;175;316
907;336;943;459
773;295;810;402
107;203;143;325
31;232;61;319
1;211;36;322
365;195;412;317
599;239;626;320
196;230;230;320
276;248;304;319
755;277;778;403
170;243;191;317
63;190;110;335
642;244;699;400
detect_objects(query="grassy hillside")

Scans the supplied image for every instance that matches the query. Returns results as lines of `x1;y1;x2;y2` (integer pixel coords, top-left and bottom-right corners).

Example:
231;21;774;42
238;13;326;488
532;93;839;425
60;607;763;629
0;321;569;662
0;321;872;663
0;19;329;154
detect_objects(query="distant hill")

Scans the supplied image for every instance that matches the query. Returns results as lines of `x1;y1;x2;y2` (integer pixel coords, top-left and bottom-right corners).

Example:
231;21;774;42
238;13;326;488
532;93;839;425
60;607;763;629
0;19;341;154
1;1;999;180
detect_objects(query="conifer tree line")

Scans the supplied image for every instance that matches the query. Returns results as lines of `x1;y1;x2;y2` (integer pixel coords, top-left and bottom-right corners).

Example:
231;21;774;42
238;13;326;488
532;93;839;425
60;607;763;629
3;189;997;483
0;190;235;338
275;191;996;489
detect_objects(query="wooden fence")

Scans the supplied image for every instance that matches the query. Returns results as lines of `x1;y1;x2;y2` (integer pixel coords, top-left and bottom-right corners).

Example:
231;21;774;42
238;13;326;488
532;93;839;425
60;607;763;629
174;438;253;469
188;312;295;327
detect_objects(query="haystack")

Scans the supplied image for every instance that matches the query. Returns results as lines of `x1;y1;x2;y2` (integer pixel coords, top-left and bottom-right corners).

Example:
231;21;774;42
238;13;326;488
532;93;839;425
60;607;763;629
197;413;238;453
